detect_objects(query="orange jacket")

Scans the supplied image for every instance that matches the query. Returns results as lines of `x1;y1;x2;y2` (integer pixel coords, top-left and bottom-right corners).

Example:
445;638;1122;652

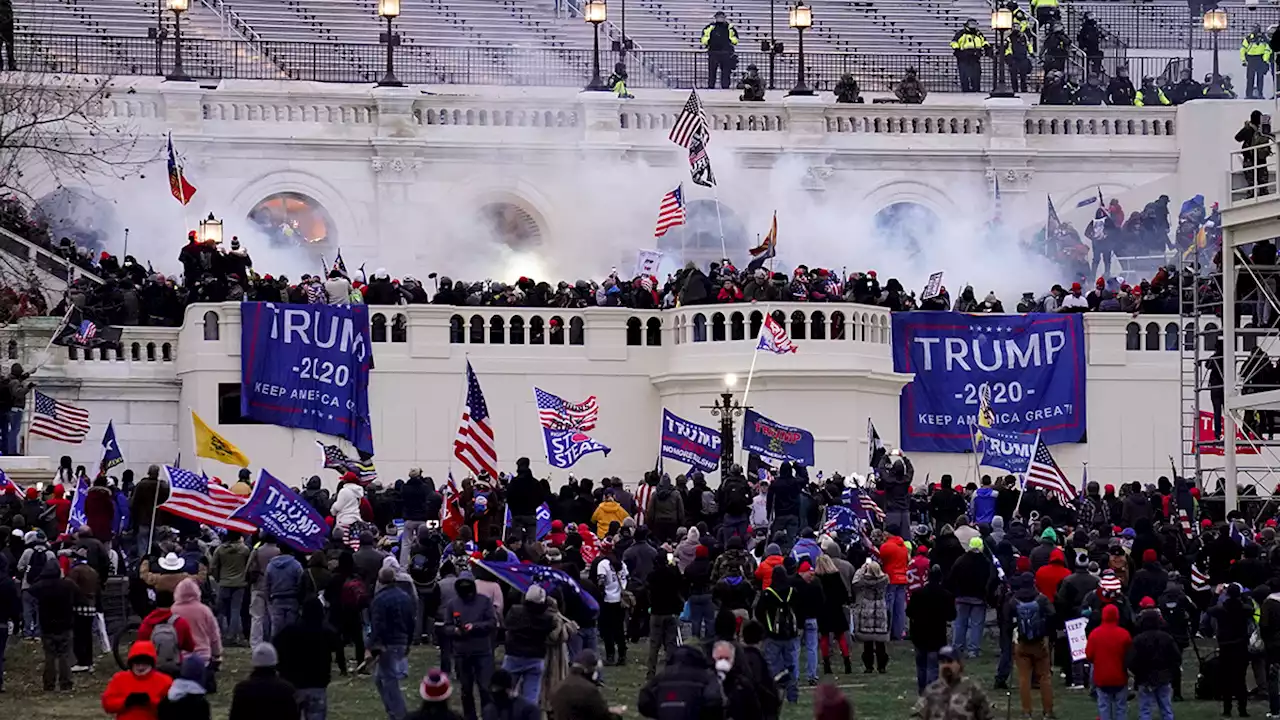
756;555;785;589
879;536;910;584
101;641;173;720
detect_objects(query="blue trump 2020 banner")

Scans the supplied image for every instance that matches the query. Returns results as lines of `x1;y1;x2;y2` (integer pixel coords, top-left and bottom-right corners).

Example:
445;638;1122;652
892;312;1086;453
240;303;375;455
660;409;721;473
974;425;1036;474
742;409;815;466
231;469;329;553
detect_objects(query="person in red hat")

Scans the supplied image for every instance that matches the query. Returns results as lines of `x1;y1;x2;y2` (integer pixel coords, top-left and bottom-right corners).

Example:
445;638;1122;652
1085;604;1131;720
1061;281;1089;310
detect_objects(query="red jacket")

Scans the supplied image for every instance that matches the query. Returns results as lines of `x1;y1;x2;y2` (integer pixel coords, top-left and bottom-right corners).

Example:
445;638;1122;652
756;555;785;589
1034;549;1071;600
101;641;173;720
137;608;196;657
1085;604;1132;688
879;536;910;585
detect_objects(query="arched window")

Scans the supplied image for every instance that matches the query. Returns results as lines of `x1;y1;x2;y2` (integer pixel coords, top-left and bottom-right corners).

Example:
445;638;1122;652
146;342;156;361
1203;323;1220;352
790;311;806;340
490;315;505;345
810;311;826;340
771;310;786;329
469;315;485;344
202;311;220;341
450;315;464;344
1183;322;1195;351
550;317;565;345
712;313;727;342
1164;322;1179;351
371;314;388;343
392;314;407;343
530;316;545;345
130;342;141;361
626;317;642;346
510;316;525;345
693;313;708;342
1125;322;1141;351
569;317;585;345
1144;322;1160;350
730;312;745;341
749;311;763;339
646;317;662;346
831;311;846;340
162;343;172;361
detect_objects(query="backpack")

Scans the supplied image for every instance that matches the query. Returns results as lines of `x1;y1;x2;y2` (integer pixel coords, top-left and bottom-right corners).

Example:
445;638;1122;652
25;549;47;585
1015;598;1046;642
700;490;718;516
652;492;679;525
341;576;370;609
765;587;798;639
151;616;181;670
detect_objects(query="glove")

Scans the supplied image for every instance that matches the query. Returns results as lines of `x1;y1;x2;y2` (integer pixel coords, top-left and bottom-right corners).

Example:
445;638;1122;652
123;693;151;709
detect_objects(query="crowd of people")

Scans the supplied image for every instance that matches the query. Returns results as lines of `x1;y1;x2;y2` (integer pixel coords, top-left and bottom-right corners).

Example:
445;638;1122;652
1;449;1280;720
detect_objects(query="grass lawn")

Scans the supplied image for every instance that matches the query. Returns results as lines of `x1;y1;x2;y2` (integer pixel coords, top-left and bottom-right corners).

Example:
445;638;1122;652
0;636;1241;719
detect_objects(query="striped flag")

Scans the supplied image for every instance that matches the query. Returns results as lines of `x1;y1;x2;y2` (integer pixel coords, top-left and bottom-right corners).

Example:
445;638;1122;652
634;481;654;526
758;314;798;354
824;505;857;533
316;442;377;483
668;89;709;149
1190;563;1210;592
653;185;687;238
72;320;97;345
534;387;599;431
30;391;91;444
0;469;15;495
167;133;197;206
1026;432;1076;504
851;487;886;524
1178;508;1194;539
160;466;256;534
454;361;498;479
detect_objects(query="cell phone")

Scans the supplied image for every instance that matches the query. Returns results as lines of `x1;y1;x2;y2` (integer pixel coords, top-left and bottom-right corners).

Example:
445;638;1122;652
425;520;441;529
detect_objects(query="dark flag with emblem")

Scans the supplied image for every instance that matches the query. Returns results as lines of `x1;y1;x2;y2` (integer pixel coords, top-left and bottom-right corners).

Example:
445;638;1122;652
688;135;716;187
52;307;122;350
867;418;885;470
317;441;377;483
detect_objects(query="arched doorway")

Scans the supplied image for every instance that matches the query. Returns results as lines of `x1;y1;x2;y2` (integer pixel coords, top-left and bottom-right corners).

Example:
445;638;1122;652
247;192;336;251
477;202;542;251
871;202;940;258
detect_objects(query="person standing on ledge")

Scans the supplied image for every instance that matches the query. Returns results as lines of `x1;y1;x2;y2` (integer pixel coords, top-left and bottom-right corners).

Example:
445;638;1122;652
701;11;739;90
949;19;989;93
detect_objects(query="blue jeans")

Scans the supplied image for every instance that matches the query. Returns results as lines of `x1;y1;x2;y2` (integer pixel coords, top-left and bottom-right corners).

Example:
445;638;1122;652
269;598;299;639
1;408;20;455
217;586;245;641
688;594;715;640
296;687;328;720
1137;683;1174;720
803;619;820;680
501;655;545;706
763;637;800;703
1096;685;1128;720
136;525;152;560
914;649;938;695
373;645;408;720
569;626;598;660
455;653;493;720
887;584;908;640
22;589;39;638
952;598;985;657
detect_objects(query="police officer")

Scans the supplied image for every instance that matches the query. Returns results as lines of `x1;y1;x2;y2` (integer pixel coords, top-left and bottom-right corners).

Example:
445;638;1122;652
1076;12;1104;76
1030;0;1059;28
1039;70;1073;105
1241;24;1272;99
1134;75;1171;106
1075;73;1107;105
1107;64;1136;105
1041;21;1071;74
950;18;990;92
1004;25;1034;93
701;11;739;89
1163;68;1203;105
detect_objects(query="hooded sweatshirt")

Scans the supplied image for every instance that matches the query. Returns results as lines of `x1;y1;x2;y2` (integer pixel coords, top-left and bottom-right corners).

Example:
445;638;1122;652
590;499;629;539
1085;604;1131;687
1034;548;1071;601
331;482;365;529
171;578;222;661
102;642;174;720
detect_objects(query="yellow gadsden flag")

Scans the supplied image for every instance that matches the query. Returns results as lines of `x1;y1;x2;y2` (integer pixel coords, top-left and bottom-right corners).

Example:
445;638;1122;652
192;411;250;467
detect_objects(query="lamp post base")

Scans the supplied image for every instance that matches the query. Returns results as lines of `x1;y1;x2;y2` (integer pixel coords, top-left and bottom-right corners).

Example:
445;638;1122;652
584;77;609;92
787;86;814;96
376;74;404;88
164;72;193;83
988;88;1016;98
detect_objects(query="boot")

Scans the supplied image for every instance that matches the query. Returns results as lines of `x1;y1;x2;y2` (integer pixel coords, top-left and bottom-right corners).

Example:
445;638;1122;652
823;657;833;676
605;649;616;667
617;647;628;667
843;656;853;675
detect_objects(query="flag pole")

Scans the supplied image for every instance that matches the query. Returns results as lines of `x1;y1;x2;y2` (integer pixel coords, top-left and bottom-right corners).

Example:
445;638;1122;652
738;250;778;466
1012;430;1040;519
711;187;728;261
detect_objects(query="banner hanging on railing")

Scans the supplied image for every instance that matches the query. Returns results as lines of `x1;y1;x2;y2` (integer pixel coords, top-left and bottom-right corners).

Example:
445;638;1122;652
892;312;1086;453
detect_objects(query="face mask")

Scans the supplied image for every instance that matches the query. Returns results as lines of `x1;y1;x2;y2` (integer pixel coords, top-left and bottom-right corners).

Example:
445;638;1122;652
715;659;733;673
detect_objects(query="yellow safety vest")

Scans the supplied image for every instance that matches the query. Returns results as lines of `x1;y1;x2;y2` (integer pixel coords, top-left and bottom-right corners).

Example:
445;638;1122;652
1033;0;1059;8
1242;34;1272;63
1134;88;1170;106
1005;35;1033;56
951;31;989;52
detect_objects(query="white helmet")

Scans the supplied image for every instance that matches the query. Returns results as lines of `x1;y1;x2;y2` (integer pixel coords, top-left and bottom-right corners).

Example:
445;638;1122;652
889;448;903;458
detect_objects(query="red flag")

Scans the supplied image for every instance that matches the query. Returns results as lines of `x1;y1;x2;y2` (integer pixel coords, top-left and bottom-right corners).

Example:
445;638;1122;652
441;473;465;540
578;524;599;564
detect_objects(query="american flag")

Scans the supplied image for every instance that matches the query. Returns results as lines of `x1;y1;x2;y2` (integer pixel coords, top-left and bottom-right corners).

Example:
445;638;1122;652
758;314;798;354
634;481;654;526
823;505;857;533
455;361;498;479
72;320;97;345
1026;433;1076;504
160;466;256;534
30;391;91;444
317;441;377;483
668;89;709;149
534;387;599;431
653;185;687;238
852;487;886;523
1190;563;1210;592
0;469;15;495
1178;508;1194;539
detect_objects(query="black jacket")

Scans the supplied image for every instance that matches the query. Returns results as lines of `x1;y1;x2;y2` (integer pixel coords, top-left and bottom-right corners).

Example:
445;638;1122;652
1107;76;1136;105
947;551;992;601
481;696;540;720
274;602;342;690
929;532;965;578
906;581;956;651
1261;593;1280;662
648;560;687;615
506;469;542;518
1128;562;1168;608
29;566;76;635
637;647;724;720
228;668;299;720
158;692;212;720
504;600;555;659
401;478;430;521
550;670;616;720
1207;596;1253;651
1127;614;1181;686
767;467;802;518
791;577;825;621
